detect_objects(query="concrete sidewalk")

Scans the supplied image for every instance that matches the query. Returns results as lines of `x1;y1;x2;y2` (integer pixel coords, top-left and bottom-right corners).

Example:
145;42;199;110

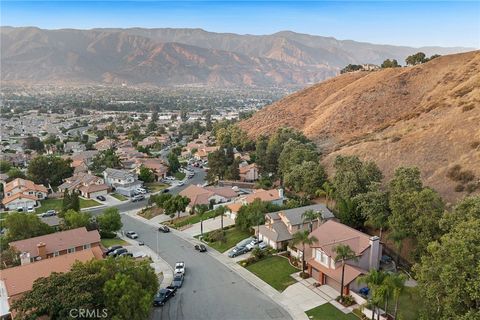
118;232;174;288
123;209;308;320
182;215;235;237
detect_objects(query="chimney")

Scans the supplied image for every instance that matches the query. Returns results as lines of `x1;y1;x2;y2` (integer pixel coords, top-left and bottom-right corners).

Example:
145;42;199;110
19;252;31;265
37;242;47;260
368;236;381;270
278;188;284;199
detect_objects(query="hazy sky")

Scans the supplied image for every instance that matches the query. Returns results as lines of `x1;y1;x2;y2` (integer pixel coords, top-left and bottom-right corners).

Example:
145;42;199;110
2;1;479;48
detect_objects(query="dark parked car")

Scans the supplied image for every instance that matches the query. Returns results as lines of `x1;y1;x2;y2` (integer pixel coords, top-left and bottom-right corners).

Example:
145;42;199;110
108;248;128;257
96;195;106;201
171;274;184;288
194;244;207;252
153;286;177;307
158;225;170;233
118;252;133;258
105;245;123;255
162;188;170;193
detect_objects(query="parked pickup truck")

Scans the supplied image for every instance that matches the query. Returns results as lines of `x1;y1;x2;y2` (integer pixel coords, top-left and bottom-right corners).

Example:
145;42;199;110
175;261;185;275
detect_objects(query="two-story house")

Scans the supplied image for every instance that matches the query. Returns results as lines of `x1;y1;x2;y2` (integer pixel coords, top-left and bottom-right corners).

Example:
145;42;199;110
257;204;334;250
1;178;48;211
306;220;382;296
58;172;109;199
239;163;259;182
9;227;102;265
103;168;142;197
179;184;238;212
226;188;285;220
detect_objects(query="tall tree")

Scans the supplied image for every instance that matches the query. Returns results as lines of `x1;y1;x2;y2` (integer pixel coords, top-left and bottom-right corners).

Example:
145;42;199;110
195;204;209;238
278;139;319;178
291;230;318;274
354;182;390;240
214;205;227;233
4;212;53;242
357;270;388;320
138;165;155;183
316;181;335;209
386;273;407;320
283;161;327;196
63;209;91;229
413;218;480;319
97;207;123;236
333;244;358;301
28;155;73;187
167;152;180;174
301;209;322;233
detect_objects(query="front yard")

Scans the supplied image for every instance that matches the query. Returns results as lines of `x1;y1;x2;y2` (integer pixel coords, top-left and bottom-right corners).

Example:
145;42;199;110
174;171;186;180
101;237;128;247
306;303;358;320
167;210;218;228
37;198;101;214
244;255;299;291
138;206;163;220
111;193;128;201
201;227;251;253
144;182;169;193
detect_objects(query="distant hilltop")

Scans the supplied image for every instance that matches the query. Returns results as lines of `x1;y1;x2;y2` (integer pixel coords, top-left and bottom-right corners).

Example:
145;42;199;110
239;50;480;203
0;26;474;87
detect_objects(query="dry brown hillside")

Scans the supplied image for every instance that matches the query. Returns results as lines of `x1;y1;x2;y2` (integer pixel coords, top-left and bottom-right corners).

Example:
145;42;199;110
240;51;480;204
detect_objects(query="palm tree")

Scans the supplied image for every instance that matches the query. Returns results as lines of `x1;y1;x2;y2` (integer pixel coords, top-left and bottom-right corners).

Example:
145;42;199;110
316;181;335;209
291;230;318;274
251;210;264;238
357;270;388;320
215;205;227;233
195;204;209;238
387;273;407;319
333;244;358;302
302;209;321;233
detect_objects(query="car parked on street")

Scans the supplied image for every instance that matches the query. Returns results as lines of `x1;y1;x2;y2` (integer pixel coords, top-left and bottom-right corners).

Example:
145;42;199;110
175;261;185;275
158;225;170;233
153;286;177;307
40;210;57;217
171;274;184;288
194;244;207;252
96;195;106;201
125;231;139;239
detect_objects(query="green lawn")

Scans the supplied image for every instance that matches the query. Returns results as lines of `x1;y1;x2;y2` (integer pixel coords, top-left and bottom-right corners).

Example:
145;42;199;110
111;193;128;201
168;210;218;228
79;198;102;208
101;238;128;247
245;256;299;291
306;303;359;320
37;198;101;214
174;171;186;180
385;286;420;320
138;207;163;220
202;227;251;252
144;182;168;193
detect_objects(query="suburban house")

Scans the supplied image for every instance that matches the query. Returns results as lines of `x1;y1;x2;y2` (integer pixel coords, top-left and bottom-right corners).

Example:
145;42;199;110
0;248;102;319
226;188;285;220
306;220;382;296
103;168;142;197
1;178;48;211
93;138;116;151
239;163;259;182
257;204;335;250
9;227;101;265
137;135;170;148
193;146;219;160
58;172;109;199
179;185;238;211
135;158;168;181
64;141;86;153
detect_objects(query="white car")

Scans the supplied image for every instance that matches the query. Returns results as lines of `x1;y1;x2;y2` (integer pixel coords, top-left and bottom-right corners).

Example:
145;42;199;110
166;176;175;181
125;231;139;239
175;261;185;275
136;188;147;194
27;206;35;213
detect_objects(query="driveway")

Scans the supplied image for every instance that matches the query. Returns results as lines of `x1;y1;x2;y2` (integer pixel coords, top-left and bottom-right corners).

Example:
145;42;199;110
120;214;292;320
281;282;327;312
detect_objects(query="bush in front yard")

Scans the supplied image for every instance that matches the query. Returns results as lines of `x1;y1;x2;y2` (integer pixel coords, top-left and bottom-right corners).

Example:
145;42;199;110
336;294;356;307
299;272;310;279
204;229;226;243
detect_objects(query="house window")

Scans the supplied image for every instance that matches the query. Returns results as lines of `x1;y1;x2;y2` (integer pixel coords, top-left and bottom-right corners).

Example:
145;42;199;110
53;251;60;257
83;244;91;250
315;249;329;267
68;247;76;253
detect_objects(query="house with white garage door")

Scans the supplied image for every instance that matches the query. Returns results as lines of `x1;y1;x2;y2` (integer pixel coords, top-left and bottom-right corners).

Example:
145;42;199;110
306;220;382;296
256;204;334;250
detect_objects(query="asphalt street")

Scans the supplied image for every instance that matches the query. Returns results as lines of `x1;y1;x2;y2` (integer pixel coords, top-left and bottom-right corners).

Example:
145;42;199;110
121;215;292;320
87;167;206;216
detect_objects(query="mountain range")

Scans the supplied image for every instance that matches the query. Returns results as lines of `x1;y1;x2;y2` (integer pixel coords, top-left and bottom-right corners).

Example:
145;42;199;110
0;27;473;87
239;51;480;203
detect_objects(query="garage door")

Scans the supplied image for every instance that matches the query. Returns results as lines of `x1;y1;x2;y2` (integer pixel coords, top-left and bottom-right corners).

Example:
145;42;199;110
325;276;342;293
311;267;319;281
